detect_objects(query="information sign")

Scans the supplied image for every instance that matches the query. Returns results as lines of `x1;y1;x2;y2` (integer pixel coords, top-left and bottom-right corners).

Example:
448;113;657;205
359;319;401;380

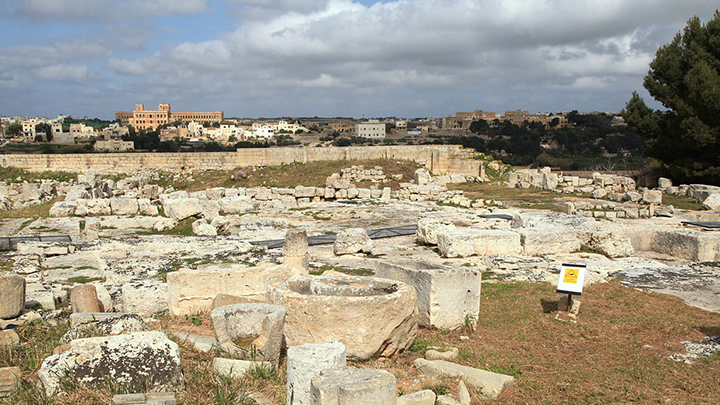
556;263;586;295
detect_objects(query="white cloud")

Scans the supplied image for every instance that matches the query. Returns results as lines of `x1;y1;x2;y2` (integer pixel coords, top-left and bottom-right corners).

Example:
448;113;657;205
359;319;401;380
36;64;89;82
9;0;210;21
108;58;147;76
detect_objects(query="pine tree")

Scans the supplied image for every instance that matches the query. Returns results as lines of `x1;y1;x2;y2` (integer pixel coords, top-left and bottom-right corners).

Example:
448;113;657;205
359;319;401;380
622;11;720;184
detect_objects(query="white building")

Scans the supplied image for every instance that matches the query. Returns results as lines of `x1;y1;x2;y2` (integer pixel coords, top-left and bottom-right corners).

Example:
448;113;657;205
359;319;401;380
355;119;386;139
246;123;275;139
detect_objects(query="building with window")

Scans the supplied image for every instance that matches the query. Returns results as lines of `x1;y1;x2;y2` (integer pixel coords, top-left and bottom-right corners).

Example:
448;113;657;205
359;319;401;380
355;119;386;139
115;103;224;131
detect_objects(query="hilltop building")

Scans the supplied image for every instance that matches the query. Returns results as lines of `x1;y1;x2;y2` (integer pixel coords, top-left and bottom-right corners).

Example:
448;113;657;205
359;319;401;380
355;119;386;139
115;103;224;131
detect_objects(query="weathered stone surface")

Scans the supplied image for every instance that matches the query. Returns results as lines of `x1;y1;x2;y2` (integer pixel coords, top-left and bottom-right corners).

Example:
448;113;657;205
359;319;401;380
39;331;183;395
49;201;77;217
311;367;396;405
284;229;309;274
113;391;177;405
287;342;347;405
424;346;459;361
122;282;169;317
397;390;436;405
0;275;25;319
652;229;720;261
589;231;634;258
375;261;480;329
162;198;203;221
414;358;514;400
75;198;112;216
658;177;673;190
63;313;149;343
268;274;417;360
70;284;101;313
702;193;720;210
519;229;586;256
416;217;457;245
191;219;217;236
0;367;21;398
642;189;663;205
414;169;432;185
110;198;140;216
458;380;471;405
0;330;19;348
437;395;460;405
168;264;299;316
333;228;374;255
211;294;260;310
211;303;285;365
438;229;521;258
213;358;272;379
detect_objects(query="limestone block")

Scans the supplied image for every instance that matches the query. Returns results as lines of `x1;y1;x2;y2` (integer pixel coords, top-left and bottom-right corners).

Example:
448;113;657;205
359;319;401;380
287;342;347;405
357;188;372;199
333;228;374;255
658;177;673;190
211;294;260;310
437;395;460;405
397;390;436;405
285;229;309;274
375;261;480;329
311;367;396;405
26;290;55;311
49;201;76;217
113;392;177;405
110;198;140;216
268;275;417;360
211;303;285;365
206;187;226;200
0;275;25;319
416;217;457;245
414;359;514;400
414;169;432;185
65;186;90;202
167;264;300;316
652;229;720;261
688;184;720;202
213;357;272;379
642;189;662;205
162;198;203;221
458;380;471;405
121;282;169;317
192;219;217;236
0;330;19;348
138;199;159;216
39;331;183;395
519;229;586;256
75;198;112;216
295;186;316;198
589;231;634;258
438;229;521;258
0;367;21;398
702;194;720;210
63;313;148;343
70;284;101;313
424;346;459;361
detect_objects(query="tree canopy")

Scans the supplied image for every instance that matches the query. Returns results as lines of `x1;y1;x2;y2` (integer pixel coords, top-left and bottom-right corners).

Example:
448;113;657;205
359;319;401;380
622;11;720;184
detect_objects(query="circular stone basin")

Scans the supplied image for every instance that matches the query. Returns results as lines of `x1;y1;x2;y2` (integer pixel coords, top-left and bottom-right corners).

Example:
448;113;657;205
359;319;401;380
268;274;417;360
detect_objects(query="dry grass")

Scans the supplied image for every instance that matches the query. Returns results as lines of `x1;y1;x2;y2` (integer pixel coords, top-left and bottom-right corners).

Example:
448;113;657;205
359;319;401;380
156;159;421;192
449;183;572;211
2;280;719;404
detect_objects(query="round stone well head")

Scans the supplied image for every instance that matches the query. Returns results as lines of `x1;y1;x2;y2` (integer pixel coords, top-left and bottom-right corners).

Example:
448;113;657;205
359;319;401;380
267;274;418;360
211;303;286;365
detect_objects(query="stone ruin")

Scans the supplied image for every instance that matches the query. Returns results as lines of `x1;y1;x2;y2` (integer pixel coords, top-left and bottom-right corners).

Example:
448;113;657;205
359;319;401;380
2;166;720;404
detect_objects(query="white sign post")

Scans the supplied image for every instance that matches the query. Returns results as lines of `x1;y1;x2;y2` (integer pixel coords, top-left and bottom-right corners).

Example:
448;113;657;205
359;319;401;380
556;263;586;312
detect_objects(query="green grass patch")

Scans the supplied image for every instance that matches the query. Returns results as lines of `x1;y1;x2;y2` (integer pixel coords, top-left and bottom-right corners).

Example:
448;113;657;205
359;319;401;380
662;193;703;211
67;276;104;284
135;218;195;236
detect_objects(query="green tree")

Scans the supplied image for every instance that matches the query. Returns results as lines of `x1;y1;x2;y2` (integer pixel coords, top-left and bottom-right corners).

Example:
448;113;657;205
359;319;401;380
622;11;720;184
5;123;22;137
35;123;52;141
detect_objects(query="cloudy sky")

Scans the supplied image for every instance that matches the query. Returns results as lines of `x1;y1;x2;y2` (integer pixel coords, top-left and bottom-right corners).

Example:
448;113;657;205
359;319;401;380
0;0;717;120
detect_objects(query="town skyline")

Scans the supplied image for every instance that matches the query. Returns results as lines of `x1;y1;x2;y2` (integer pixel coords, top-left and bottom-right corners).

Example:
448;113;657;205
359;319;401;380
1;1;718;120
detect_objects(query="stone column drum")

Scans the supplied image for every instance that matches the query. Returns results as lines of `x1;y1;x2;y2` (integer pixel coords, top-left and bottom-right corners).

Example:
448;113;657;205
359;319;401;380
211;303;286;365
311;367;397;405
267;274;418;360
70;284;101;313
284;229;309;274
287;342;347;405
0;275;25;320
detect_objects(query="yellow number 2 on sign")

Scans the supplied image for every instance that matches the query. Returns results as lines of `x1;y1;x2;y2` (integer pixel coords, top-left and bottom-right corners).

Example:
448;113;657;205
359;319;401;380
563;268;579;284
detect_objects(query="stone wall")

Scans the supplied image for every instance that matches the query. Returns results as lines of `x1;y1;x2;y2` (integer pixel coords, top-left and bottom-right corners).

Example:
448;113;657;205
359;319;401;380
0;145;482;176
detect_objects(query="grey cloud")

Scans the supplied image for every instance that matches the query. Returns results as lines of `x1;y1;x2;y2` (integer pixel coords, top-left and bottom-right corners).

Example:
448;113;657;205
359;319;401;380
8;0;210;22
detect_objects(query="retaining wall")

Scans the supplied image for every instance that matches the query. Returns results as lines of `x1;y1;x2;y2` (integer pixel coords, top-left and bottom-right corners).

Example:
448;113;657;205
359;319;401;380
0;145;483;176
